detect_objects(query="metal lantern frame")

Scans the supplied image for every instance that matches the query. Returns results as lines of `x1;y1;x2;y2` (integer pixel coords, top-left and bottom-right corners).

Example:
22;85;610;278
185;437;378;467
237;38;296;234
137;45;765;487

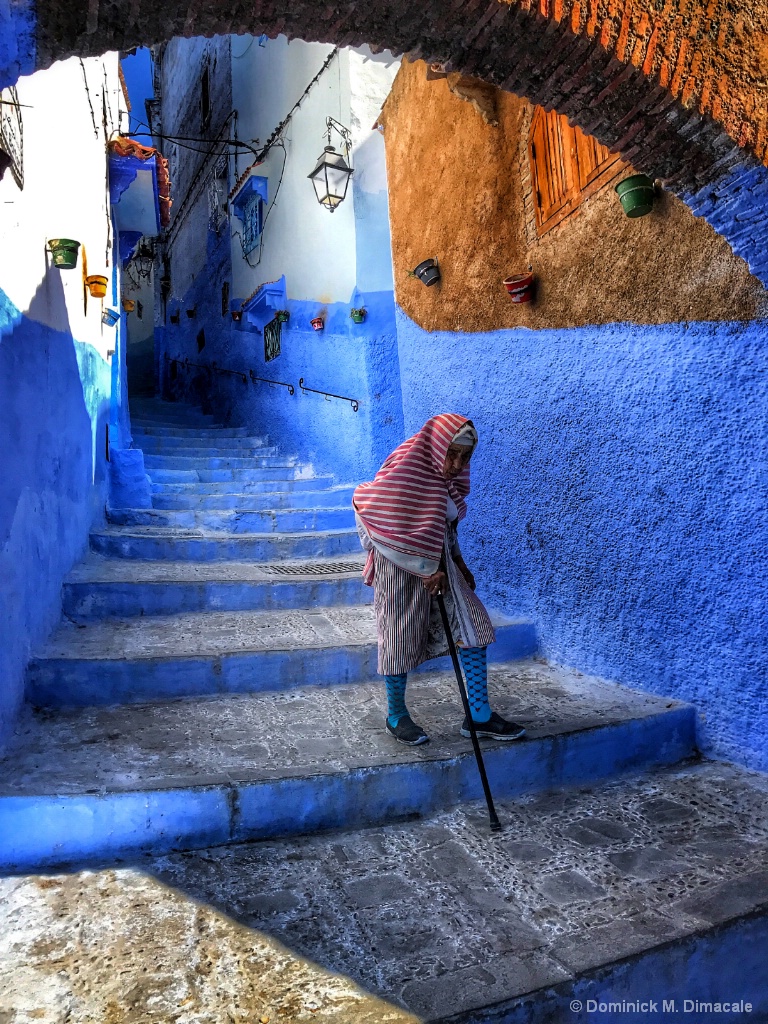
308;116;354;213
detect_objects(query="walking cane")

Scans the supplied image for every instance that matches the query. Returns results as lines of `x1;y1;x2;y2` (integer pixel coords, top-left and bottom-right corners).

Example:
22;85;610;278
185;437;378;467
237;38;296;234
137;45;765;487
436;592;502;833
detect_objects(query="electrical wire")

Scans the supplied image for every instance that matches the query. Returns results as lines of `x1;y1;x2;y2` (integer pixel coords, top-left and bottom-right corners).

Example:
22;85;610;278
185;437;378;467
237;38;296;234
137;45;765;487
80;59;99;138
231;137;287;269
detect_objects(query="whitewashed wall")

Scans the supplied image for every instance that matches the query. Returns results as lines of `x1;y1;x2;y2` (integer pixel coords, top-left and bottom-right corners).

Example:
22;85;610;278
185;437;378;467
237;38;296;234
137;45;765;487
0;54;126;357
230;38;398;305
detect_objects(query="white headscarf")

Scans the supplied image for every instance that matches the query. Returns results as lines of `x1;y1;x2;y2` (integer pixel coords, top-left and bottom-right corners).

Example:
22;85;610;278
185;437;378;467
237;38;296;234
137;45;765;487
451;422;478;448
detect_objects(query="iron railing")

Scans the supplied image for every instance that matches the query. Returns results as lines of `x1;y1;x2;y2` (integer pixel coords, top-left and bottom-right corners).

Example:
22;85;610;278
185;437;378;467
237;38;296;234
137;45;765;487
299;378;360;412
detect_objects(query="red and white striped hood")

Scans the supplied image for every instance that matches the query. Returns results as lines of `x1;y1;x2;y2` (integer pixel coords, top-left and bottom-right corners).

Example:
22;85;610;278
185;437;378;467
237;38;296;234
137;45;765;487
353;413;474;571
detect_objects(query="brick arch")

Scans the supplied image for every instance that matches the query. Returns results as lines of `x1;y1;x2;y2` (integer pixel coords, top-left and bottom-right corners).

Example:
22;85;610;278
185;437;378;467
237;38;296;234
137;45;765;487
8;0;768;284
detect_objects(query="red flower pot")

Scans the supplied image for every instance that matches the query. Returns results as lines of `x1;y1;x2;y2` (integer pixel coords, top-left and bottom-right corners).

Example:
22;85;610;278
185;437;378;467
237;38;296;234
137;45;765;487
310;316;325;332
503;272;535;303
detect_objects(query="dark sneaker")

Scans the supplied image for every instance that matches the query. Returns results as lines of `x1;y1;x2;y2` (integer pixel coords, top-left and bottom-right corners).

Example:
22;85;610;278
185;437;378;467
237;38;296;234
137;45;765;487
460;712;526;741
386;715;429;745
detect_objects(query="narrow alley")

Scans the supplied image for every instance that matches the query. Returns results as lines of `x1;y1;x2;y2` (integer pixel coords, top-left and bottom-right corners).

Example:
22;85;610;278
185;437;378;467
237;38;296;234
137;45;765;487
1;6;768;1023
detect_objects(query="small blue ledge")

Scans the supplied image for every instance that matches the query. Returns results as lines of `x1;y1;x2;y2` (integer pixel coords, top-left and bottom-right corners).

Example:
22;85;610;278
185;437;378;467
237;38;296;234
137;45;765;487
231;173;268;220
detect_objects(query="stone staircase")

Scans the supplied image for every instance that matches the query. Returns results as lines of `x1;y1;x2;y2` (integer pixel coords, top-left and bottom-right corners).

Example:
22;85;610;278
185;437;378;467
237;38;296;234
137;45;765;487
2;397;767;1022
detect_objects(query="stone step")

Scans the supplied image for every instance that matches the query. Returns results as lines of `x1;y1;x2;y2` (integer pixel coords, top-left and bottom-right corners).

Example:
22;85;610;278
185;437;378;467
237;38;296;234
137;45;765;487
133;424;256;438
106;506;356;534
4;663;698;871
150;476;335;495
26;606;537;706
137;440;277;454
89;525;362;561
3;761;766;1022
151;485;355;511
62;556;371;618
130;401;214;421
143;453;297;471
145;466;312;483
131;412;217;426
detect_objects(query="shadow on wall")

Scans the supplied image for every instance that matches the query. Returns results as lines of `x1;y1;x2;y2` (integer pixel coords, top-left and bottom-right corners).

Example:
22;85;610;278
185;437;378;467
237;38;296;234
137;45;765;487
395;309;768;774
0;273;111;751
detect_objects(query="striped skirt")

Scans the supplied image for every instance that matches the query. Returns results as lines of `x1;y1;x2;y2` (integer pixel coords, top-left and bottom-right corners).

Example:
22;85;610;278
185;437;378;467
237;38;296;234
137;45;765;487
373;538;496;676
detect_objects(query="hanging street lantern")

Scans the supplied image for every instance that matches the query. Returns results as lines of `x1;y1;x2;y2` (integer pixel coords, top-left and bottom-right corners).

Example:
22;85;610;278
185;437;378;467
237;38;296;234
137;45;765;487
308;116;353;213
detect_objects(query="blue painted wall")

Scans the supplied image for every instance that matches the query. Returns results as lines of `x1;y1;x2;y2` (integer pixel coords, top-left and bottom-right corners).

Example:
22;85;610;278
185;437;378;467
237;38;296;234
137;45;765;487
396;309;768;771
162;280;404;483
0;283;111;749
0;0;35;90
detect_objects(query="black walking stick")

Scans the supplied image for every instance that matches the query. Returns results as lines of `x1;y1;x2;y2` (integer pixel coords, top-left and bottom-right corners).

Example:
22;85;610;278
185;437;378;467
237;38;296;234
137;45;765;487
436;592;502;833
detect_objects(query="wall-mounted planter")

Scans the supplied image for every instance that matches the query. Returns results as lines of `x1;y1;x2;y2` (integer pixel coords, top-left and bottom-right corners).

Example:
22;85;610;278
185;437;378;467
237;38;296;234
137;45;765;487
503;272;535;303
310;316;325;332
85;274;108;298
615;174;656;218
186;308;196;319
169;312;180;324
101;308;120;327
48;238;80;269
350;307;367;323
122;298;136;312
275;310;290;323
413;258;440;287
231;310;242;322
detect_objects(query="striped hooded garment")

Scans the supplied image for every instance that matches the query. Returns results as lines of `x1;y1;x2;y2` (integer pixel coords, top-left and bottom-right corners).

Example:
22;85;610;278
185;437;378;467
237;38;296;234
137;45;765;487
352;413;474;586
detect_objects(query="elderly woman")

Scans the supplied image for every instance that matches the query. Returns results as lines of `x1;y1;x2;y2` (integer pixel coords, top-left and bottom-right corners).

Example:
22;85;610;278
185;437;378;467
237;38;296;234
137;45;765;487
353;413;526;746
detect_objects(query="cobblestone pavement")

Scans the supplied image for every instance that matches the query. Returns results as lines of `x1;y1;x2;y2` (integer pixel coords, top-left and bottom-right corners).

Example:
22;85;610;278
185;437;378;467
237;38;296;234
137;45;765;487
0;661;682;794
2;761;767;1023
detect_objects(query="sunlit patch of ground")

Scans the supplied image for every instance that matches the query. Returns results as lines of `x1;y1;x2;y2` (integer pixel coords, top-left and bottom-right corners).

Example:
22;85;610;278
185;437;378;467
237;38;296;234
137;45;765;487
0;868;420;1024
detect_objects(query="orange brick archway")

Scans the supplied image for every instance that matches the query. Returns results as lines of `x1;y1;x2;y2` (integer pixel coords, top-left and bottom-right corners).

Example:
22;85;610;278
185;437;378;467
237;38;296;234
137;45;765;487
14;0;768;281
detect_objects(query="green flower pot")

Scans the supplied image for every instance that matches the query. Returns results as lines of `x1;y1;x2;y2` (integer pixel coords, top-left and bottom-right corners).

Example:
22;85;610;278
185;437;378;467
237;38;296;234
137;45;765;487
615;174;655;218
48;238;80;269
350;308;366;323
275;310;290;323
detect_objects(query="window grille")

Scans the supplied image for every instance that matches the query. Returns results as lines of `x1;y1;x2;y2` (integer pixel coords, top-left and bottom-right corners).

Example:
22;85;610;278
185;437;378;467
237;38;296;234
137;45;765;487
528;106;623;237
0;87;23;189
242;193;264;256
264;317;281;363
208;155;228;233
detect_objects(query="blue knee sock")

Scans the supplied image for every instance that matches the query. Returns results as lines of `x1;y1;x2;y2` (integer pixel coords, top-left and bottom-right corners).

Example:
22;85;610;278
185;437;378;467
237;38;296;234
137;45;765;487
458;647;491;722
384;673;409;727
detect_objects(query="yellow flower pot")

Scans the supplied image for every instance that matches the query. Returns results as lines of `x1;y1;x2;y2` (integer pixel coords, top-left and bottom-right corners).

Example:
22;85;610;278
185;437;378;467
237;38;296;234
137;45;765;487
122;298;136;313
85;274;108;299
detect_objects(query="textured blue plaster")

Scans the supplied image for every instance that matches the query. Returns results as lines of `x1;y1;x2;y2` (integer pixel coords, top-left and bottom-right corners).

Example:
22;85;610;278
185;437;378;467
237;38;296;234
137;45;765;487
0;0;35;90
395;309;768;772
682;159;768;289
0;285;112;750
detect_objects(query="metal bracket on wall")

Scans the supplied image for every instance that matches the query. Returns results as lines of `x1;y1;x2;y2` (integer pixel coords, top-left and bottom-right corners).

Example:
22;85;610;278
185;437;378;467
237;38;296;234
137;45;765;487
167;357;295;395
298;378;360;412
249;369;295;394
211;361;247;384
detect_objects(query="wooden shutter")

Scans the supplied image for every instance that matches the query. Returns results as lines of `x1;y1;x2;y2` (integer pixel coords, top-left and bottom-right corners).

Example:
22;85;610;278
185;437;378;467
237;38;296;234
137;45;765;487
529;106;624;238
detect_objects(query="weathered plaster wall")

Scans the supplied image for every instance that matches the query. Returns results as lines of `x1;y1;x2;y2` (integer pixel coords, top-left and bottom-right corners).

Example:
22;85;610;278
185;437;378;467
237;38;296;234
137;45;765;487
381;60;768;333
396;310;768;772
0;56;123;750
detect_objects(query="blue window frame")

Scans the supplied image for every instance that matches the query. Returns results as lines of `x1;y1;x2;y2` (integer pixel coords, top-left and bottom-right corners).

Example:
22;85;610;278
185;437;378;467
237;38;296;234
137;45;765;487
242;193;263;256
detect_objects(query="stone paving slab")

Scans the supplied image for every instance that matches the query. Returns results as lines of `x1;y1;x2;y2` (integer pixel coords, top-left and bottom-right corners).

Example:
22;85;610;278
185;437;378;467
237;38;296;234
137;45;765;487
2;762;767;1023
2;663;687;795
